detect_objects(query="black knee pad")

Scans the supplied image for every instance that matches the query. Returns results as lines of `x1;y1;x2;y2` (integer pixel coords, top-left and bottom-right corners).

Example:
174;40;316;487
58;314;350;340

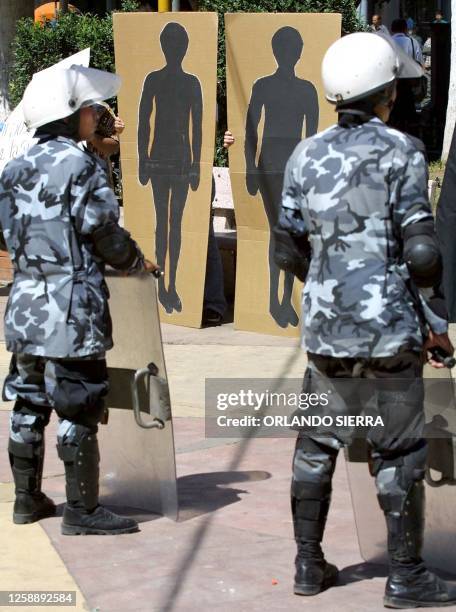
375;440;427;515
50;359;108;421
295;435;340;455
371;439;427;481
71;402;105;430
400;440;427;485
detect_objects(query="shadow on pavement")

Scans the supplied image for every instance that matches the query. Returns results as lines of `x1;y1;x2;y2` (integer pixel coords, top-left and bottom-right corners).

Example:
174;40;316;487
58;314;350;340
43;470;271;530
177;470;271;521
337;561;456;586
337;562;388;586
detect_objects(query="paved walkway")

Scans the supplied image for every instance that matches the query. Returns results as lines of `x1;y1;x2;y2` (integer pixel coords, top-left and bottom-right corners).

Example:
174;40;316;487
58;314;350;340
1;311;455;611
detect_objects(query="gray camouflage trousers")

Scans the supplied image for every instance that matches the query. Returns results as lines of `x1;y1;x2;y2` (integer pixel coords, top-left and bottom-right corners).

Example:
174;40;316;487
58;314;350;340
291;351;426;546
4;353;108;457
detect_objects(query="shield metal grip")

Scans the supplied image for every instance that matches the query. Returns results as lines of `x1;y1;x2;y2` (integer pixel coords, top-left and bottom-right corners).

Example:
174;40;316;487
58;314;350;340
132;363;170;429
425;468;455;488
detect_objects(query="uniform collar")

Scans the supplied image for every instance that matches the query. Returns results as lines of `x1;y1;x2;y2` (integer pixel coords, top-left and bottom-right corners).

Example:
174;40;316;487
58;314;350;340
338;109;378;127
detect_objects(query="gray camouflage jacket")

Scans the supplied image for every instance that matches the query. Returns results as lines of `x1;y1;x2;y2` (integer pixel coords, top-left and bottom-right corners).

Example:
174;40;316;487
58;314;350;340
0;135;143;358
281;117;447;358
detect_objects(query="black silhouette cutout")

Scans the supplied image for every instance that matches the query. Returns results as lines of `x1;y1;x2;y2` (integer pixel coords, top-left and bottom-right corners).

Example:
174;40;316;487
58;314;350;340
138;22;202;313
245;26;319;328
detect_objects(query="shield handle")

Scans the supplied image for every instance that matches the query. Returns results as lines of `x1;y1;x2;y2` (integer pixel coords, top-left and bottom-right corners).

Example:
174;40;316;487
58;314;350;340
132;364;167;429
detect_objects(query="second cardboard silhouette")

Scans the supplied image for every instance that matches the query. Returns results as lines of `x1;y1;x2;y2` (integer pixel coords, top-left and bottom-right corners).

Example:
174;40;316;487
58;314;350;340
245;26;319;328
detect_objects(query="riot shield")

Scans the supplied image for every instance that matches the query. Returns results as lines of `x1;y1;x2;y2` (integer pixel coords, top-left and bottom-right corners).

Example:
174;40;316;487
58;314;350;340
345;366;456;572
97;271;178;520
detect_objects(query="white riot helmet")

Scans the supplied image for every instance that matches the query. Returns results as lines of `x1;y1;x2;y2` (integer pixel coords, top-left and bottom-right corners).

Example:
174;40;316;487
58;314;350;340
322;33;400;105
22;65;121;130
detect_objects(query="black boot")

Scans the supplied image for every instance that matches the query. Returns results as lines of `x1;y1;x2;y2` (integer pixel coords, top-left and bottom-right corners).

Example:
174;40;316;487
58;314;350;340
62;505;139;536
294;542;339;596
57;425;138;536
385;570;456;609
9;438;56;525
381;481;456;608
292;479;339;596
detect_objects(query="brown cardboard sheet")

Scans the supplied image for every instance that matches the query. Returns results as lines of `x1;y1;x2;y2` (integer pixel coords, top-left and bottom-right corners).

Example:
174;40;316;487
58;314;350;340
226;13;341;336
113;12;218;327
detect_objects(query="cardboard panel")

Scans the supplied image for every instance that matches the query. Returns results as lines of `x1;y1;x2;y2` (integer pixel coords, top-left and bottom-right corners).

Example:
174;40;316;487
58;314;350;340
113;13;218;327
226;13;341;336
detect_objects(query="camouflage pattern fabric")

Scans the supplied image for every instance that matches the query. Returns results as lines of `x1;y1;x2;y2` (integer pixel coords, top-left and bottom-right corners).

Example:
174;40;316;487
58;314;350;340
281;117;446;358
7;353;107;456
0;135;143;358
10;411;48;447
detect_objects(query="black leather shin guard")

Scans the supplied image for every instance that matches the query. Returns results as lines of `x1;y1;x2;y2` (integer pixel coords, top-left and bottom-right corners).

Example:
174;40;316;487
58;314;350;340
374;442;427;574
291;438;338;558
57;423;100;511
9;437;45;494
9;403;47;495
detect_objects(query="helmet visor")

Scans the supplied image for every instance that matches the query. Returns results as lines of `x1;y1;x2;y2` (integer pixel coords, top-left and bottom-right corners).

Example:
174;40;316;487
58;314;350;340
377;31;424;79
67;65;121;109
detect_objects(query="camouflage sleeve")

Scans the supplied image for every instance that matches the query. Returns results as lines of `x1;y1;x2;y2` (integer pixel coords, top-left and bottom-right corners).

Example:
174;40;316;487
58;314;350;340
72;161;145;272
392;145;448;333
280;146;309;240
0;174;7;250
392;145;432;234
418;289;448;335
71;161;120;234
281;150;304;213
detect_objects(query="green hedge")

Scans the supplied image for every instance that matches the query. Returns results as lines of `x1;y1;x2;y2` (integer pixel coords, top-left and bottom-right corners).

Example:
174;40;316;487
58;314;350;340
9;0;362;165
199;0;363;165
8;0;140;108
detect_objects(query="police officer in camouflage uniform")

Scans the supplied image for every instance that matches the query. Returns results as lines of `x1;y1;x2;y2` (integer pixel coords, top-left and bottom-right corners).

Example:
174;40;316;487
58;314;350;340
281;34;456;607
0;65;157;535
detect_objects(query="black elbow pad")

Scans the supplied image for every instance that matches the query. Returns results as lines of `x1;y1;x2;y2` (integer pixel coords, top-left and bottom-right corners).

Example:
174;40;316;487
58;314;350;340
273;225;310;283
92;222;137;270
403;221;442;288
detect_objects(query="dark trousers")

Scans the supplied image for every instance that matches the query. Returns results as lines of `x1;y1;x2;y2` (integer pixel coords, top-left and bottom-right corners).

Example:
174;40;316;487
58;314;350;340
291;351;426;554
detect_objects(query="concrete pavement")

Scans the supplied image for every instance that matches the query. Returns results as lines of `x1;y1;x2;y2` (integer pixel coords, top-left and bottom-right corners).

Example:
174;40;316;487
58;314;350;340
1;312;456;611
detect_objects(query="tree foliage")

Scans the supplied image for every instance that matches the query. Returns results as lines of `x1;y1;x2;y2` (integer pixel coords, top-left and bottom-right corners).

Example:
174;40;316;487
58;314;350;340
8;0;140;108
9;0;363;166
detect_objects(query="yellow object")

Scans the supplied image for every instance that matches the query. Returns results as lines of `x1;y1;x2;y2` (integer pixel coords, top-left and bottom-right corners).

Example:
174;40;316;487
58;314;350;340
158;0;171;11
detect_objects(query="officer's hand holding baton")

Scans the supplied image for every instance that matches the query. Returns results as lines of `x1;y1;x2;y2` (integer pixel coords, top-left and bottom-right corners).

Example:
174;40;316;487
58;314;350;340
424;330;456;369
118;259;161;278
144;259;163;278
